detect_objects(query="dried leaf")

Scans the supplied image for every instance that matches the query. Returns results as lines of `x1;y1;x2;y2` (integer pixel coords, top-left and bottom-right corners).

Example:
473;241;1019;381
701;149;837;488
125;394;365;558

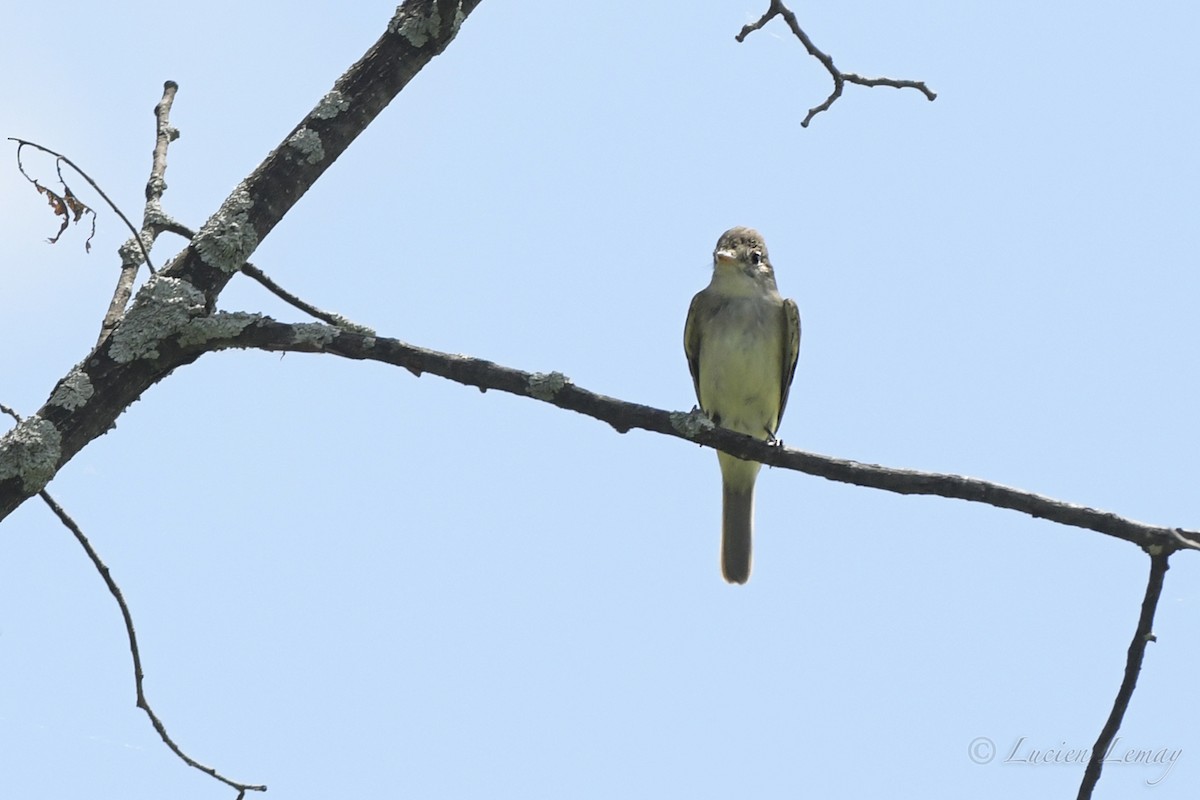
35;182;73;244
14;144;98;253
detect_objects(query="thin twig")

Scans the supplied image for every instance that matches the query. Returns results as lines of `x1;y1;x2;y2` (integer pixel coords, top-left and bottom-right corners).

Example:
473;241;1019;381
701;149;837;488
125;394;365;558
8;138;155;271
1077;553;1169;799
1;401;264;791
159;218;372;332
736;0;936;127
98;81;182;345
239;263;375;333
36;490;267;795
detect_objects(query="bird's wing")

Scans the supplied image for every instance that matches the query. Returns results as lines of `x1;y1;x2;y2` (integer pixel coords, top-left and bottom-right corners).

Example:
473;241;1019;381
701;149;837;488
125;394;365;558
683;292;704;404
776;298;802;426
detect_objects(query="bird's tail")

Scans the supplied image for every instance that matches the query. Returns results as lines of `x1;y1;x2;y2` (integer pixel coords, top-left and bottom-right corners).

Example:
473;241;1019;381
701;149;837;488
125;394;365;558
721;482;755;584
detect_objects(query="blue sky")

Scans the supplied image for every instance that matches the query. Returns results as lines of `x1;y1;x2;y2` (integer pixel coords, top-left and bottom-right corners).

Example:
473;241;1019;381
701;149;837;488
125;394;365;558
2;2;1199;798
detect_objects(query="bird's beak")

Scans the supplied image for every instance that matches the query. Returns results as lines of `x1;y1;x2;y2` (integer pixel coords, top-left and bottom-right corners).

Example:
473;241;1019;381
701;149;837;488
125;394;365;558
714;248;738;265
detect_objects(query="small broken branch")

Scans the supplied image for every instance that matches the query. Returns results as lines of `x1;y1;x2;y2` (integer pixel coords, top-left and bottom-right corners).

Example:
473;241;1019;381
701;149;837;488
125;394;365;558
736;0;936;127
98;80;183;345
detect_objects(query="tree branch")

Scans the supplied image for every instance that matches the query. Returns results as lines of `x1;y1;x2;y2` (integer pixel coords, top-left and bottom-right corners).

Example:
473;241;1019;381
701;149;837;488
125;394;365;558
1;404;263;793
0;0;482;523
38;490;267;795
737;0;936;127
186;316;1197;555
239;262;376;333
159;0;480;305
1077;553;1169;799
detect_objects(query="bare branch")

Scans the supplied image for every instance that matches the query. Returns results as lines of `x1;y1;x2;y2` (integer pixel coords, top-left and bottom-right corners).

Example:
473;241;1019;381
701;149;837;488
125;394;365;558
2;403;263;790
1077;553;1169;799
37;490;267;795
165;218;375;333
736;0;936;127
198;317;1196;555
2;402;263;790
239;262;376;333
98;81;182;346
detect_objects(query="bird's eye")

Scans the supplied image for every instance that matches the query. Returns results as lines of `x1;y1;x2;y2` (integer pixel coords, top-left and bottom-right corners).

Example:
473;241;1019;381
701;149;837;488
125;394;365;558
750;251;762;265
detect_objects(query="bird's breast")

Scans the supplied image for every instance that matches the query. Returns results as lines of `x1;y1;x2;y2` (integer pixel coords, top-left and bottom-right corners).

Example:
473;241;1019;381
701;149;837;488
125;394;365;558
696;298;784;438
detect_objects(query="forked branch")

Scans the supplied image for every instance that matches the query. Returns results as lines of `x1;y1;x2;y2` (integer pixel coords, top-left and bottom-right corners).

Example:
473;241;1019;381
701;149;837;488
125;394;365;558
737;0;936;126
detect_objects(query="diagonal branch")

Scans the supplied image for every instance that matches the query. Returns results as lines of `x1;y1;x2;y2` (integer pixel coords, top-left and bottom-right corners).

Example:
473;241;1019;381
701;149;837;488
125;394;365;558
1077;553;1169;799
737;0;936;127
0;0;484;523
159;0;481;306
192;317;1197;555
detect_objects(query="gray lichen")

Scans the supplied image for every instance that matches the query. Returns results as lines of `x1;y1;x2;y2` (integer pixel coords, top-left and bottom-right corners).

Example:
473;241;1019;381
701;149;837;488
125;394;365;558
527;371;570;401
313;90;350;120
177;312;262;349
390;2;440;46
142;202;173;228
287;127;324;165
291;323;338;348
670;409;715;438
0;416;61;492
326;316;375;336
193;184;258;273
450;2;464;39
49;368;94;411
109;276;207;362
117;231;154;266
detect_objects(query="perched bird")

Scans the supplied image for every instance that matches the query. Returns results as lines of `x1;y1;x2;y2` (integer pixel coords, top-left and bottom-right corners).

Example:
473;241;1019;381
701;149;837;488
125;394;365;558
684;227;801;584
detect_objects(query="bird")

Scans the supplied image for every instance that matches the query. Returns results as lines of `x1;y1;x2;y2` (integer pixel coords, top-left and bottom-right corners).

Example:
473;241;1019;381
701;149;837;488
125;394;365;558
684;227;801;583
